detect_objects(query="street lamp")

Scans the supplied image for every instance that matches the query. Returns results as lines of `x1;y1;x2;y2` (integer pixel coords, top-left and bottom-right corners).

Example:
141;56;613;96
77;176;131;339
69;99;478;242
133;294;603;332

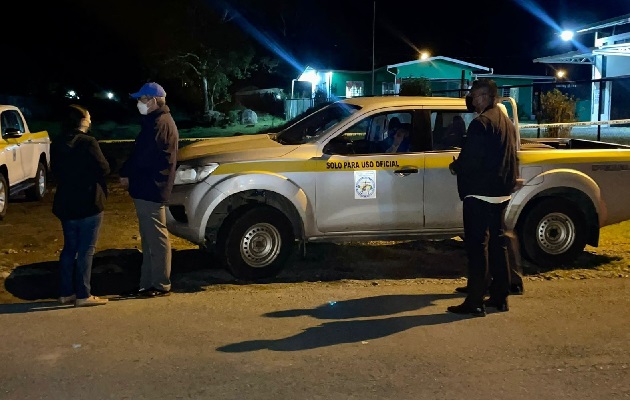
556;69;566;79
560;30;574;41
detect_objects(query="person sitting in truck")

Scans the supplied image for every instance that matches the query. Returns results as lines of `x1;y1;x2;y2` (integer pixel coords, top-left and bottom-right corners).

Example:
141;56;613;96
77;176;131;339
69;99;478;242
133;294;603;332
385;123;411;153
440;115;466;149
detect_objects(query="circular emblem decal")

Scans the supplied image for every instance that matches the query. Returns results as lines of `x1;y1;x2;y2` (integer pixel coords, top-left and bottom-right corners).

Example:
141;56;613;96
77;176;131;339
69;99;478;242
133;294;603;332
355;176;375;198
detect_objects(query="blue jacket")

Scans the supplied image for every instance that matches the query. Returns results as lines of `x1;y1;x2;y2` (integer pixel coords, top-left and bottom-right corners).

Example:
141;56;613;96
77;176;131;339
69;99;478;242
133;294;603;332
119;105;179;203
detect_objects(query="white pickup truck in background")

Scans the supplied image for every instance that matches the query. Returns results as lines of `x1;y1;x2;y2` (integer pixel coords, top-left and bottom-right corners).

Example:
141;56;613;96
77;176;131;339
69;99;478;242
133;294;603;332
166;96;630;280
0;105;50;220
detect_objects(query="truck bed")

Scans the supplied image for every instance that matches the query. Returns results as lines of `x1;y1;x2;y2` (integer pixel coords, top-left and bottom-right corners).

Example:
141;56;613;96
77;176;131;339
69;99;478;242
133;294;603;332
521;138;630;150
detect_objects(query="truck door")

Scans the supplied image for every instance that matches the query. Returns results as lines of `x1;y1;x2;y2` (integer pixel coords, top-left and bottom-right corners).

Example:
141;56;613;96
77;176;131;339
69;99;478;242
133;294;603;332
1;110;26;185
315;110;425;232
423;109;476;229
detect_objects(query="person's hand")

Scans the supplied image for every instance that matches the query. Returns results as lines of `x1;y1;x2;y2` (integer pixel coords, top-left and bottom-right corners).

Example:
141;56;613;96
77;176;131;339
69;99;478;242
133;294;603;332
449;156;457;175
119;177;129;190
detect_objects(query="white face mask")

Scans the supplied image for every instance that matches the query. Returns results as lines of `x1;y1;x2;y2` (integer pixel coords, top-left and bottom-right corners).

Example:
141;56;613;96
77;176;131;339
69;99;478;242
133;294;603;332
137;101;149;115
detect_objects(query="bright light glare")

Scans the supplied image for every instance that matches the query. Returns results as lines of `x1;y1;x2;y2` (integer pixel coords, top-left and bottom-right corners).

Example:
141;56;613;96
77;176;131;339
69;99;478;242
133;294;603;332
106;92;114;99
419;51;430;60
560;30;574;41
556;70;566;78
298;69;321;86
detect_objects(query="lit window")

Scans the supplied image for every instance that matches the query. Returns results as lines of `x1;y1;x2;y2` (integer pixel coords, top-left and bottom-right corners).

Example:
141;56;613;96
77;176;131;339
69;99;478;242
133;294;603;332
345;81;364;97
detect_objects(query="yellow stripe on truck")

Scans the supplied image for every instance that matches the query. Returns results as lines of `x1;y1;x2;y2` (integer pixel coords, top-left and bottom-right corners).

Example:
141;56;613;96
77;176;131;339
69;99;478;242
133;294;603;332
210;149;630;176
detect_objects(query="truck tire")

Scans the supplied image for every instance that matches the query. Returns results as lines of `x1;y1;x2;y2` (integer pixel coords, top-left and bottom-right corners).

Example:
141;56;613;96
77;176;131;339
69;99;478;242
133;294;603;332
26;162;47;201
519;197;587;268
0;173;7;220
221;206;294;281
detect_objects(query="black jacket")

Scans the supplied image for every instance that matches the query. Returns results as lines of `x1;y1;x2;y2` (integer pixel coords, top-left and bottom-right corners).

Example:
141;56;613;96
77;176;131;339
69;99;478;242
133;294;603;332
51;130;110;220
119;105;179;203
449;105;519;201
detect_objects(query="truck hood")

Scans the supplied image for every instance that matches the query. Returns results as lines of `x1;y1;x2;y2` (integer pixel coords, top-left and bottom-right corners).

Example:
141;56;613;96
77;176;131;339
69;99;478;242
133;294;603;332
178;133;295;162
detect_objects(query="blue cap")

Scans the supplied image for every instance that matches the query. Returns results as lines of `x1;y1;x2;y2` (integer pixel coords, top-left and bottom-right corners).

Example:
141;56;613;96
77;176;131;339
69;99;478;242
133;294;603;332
130;82;166;98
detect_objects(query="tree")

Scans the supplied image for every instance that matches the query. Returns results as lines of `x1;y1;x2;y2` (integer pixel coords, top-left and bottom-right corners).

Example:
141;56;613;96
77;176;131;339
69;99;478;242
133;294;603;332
147;0;279;119
398;78;432;96
540;89;578;138
161;47;277;117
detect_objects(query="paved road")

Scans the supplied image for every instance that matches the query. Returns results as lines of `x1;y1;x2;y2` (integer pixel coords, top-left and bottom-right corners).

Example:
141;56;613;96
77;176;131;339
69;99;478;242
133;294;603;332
1;278;628;400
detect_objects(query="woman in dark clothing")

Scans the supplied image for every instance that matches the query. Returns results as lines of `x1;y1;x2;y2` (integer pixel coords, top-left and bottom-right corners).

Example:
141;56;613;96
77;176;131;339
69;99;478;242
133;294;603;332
51;104;110;307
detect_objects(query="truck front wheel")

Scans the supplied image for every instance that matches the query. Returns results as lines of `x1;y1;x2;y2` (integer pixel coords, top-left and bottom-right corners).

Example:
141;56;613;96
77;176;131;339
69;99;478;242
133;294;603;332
26;162;47;201
519;198;587;268
221;206;294;280
0;173;7;220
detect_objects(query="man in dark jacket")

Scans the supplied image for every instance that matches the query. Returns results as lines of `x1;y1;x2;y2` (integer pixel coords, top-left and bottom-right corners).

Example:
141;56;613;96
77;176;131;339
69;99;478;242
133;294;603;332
447;79;519;317
120;82;179;298
52;104;110;307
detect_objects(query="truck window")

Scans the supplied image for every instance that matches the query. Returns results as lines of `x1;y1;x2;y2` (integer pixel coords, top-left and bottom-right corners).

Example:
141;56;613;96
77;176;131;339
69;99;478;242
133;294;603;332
324;111;414;155
430;110;475;150
2;110;26;136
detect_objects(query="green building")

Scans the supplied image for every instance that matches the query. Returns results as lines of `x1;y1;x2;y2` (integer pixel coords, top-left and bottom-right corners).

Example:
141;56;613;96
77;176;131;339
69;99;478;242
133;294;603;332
291;56;552;121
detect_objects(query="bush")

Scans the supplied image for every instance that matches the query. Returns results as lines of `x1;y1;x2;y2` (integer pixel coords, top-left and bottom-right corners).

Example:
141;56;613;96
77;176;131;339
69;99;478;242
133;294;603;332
399;78;432;96
540;89;578;138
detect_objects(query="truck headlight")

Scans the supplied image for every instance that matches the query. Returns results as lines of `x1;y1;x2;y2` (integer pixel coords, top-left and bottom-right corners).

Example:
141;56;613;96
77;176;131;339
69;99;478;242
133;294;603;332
174;163;219;185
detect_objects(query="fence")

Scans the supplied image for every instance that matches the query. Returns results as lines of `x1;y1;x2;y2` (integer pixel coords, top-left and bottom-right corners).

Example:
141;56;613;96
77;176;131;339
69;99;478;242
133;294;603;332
284;98;314;121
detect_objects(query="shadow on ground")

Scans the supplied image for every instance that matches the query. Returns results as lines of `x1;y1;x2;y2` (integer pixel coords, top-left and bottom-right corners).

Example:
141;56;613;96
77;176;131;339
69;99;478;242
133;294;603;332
3;239;619;302
4;248;225;301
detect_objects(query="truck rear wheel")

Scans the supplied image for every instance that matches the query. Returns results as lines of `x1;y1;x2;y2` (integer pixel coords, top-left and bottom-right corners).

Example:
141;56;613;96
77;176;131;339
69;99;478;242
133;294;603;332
519;197;587;268
221;206;294;280
0;173;7;220
26;162;46;201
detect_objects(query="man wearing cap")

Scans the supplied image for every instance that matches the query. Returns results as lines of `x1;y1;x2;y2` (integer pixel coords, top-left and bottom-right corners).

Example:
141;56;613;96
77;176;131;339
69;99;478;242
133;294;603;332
119;82;179;298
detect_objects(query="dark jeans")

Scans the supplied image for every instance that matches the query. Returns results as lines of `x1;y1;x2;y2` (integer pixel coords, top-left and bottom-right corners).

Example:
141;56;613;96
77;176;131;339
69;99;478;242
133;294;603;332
463;197;511;307
59;212;103;299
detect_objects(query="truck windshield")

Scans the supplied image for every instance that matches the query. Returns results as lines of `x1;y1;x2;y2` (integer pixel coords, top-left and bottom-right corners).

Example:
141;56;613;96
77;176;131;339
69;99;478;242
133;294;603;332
276;102;361;145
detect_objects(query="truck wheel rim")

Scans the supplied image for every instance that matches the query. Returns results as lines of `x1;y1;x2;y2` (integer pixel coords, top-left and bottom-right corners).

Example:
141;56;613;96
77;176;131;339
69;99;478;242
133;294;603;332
37;168;46;196
0;180;5;212
536;212;575;255
240;223;282;268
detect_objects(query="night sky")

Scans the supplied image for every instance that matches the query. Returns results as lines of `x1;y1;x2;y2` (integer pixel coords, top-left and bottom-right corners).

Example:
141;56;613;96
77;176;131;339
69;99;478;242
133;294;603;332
3;0;628;97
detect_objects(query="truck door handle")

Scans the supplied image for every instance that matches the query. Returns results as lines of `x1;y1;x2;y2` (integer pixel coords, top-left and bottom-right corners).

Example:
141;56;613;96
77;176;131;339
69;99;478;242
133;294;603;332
394;168;419;176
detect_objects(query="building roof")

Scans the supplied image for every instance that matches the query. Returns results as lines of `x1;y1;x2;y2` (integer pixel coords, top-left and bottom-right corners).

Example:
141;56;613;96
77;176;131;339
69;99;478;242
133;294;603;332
533;14;630;65
477;73;555;81
387;56;491;72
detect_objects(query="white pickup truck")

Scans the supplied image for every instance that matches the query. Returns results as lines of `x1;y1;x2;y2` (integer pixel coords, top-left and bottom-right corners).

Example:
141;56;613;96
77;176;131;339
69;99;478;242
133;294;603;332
0;105;50;220
166;96;630;280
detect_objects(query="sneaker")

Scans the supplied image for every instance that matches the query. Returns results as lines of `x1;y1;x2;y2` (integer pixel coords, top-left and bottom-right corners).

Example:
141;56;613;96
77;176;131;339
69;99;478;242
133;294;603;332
58;294;77;305
142;288;171;298
447;303;486;317
75;295;108;307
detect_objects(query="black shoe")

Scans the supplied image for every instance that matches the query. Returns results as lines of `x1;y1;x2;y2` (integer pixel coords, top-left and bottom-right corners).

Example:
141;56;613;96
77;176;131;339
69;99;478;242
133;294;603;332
143;288;171;298
454;285;468;294
447;303;486;317
484;297;509;312
510;284;524;295
457;284;523;295
121;288;152;298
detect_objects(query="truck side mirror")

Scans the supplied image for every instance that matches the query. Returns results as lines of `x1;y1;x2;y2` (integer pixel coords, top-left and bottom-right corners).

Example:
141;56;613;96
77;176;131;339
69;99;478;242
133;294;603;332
3;127;23;138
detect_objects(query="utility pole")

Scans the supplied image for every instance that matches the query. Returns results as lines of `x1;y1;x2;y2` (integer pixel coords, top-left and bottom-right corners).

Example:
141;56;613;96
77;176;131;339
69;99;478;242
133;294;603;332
371;0;375;96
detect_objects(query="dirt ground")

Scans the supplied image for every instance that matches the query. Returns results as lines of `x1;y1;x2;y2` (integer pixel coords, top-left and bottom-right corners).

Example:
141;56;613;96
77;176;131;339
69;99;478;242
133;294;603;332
1;174;630;304
0;136;630;303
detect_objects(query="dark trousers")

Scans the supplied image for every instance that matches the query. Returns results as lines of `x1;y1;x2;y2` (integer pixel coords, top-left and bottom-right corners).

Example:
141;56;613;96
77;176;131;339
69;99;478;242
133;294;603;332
59;212;103;299
463;197;511;307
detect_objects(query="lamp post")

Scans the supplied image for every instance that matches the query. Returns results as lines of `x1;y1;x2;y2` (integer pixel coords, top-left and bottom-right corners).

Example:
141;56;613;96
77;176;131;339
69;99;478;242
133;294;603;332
371;0;376;96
